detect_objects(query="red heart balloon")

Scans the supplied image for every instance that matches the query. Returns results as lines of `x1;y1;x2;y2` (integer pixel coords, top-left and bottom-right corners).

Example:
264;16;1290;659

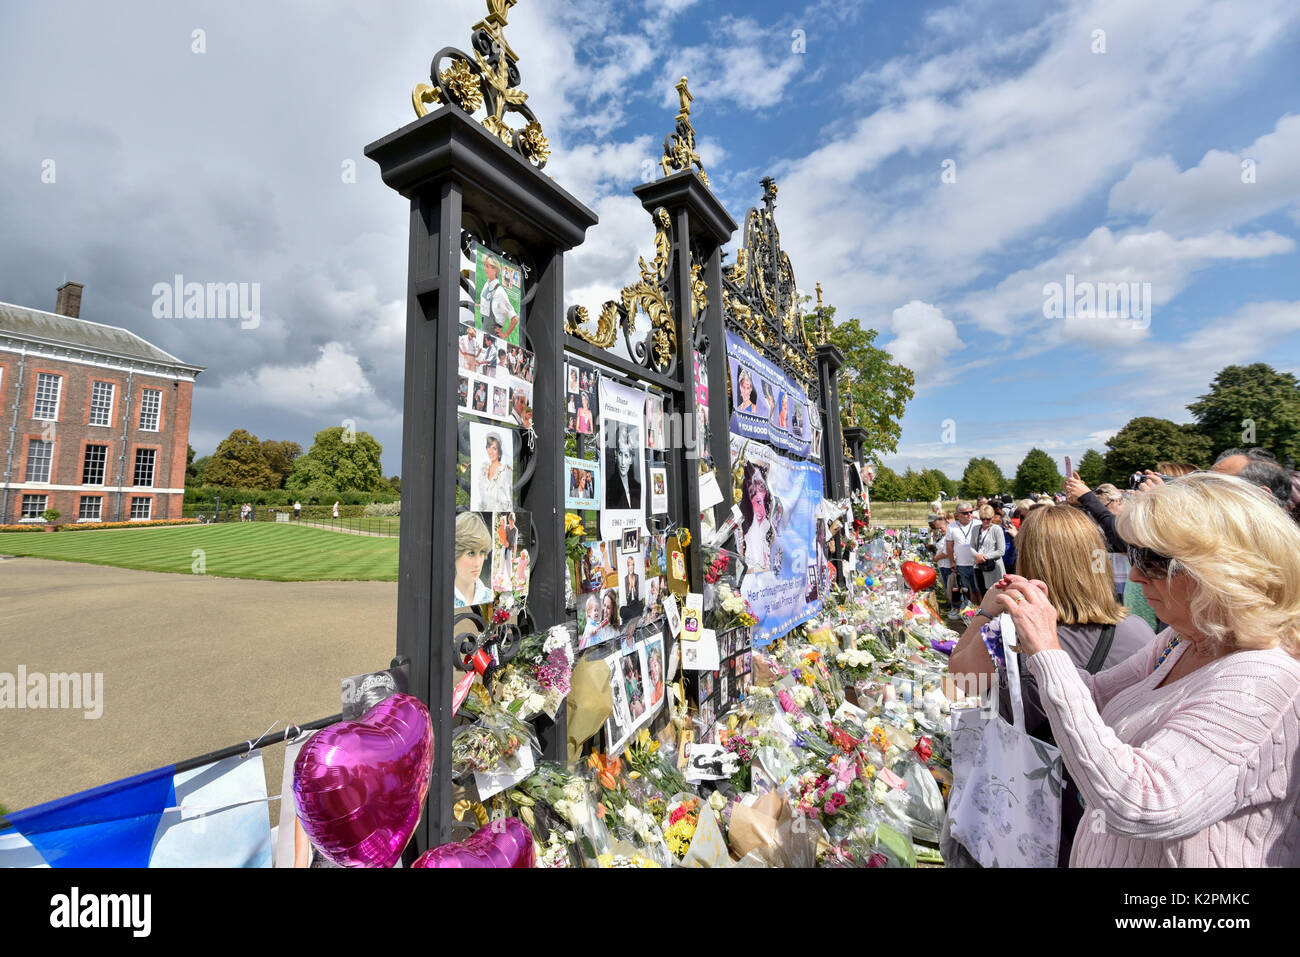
293;693;434;868
412;818;535;868
901;561;936;592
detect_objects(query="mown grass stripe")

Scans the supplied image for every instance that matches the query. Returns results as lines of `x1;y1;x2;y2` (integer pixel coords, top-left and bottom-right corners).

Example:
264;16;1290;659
0;524;398;581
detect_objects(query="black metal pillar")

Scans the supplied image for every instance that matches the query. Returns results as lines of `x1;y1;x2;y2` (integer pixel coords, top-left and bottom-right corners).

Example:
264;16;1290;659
817;343;846;500
367;105;596;853
632;171;738;546
843;425;868;472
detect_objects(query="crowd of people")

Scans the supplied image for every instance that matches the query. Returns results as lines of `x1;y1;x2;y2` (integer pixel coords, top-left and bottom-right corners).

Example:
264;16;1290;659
925;447;1300;868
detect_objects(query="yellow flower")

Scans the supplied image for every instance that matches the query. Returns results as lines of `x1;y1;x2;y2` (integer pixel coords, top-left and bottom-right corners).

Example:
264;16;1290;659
677;529;692;547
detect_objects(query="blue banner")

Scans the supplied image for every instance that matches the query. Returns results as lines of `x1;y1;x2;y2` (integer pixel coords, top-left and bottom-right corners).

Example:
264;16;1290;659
727;331;817;459
730;435;824;645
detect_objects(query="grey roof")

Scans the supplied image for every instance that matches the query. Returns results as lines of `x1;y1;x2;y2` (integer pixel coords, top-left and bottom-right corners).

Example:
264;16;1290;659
0;301;204;374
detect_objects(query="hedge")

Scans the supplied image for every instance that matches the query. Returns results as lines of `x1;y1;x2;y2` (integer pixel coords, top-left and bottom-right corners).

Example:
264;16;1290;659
0;524;45;533
62;519;201;532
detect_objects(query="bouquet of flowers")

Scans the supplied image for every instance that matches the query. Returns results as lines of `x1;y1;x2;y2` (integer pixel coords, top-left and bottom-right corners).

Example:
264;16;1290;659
510;624;575;719
662;796;701;861
509;761;606;865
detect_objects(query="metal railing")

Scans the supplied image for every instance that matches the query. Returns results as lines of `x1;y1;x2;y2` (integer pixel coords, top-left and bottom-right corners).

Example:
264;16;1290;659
181;503;401;538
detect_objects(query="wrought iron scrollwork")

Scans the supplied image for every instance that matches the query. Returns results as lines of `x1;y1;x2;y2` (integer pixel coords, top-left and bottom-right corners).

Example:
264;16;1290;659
566;207;678;375
721;176;819;387
411;1;550;169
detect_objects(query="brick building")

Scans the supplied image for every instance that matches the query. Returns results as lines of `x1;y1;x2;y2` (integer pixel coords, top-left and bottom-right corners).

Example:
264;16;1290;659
0;282;204;524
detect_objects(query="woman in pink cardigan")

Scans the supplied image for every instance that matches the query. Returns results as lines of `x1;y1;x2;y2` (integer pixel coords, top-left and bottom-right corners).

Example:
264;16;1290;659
992;471;1300;867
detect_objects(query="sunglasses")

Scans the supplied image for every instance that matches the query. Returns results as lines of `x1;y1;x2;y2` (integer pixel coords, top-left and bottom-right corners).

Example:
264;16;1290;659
958;510;973;515
1128;544;1177;578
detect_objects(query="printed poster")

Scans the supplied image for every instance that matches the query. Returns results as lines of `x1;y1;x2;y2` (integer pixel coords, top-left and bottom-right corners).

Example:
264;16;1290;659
474;245;524;346
599;378;649;539
565;456;600;510
730;435;824;644
727;330;814;458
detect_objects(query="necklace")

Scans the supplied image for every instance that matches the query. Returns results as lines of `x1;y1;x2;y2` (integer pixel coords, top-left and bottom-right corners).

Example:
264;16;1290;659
1153;633;1181;672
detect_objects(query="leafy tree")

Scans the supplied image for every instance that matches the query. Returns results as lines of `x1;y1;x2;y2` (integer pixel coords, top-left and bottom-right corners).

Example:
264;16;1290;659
1076;449;1106;487
922;468;956;501
1103;417;1207;484
960;457;1003;498
870;465;906;501
287;427;388;496
1014;448;1061;498
819;306;915;464
188;455;212;487
205;429;278;489
387;475;402;494
1187;364;1300;464
261;440;303;489
903;467;942;503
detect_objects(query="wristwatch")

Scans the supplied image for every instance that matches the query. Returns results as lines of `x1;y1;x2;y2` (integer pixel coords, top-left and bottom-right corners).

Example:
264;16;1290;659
972;610;994;621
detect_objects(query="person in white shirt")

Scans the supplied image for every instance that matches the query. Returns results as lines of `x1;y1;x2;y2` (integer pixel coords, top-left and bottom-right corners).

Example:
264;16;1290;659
478;256;519;343
945;501;980;609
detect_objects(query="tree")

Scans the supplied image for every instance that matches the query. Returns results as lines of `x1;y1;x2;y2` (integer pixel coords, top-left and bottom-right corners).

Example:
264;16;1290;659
1014;448;1061;498
820;306;915;464
1103;417;1207;484
204;429;278;489
1187;364;1300;464
922;468;956;500
387;475;401;494
960;457;1004;498
189;455;212;486
1076;448;1106;487
288;427;388;497
870;465;906;501
261;440;303;489
903;467;941;503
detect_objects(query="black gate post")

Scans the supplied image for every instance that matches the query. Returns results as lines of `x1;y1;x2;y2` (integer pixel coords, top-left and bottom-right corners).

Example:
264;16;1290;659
817;343;846;500
632;171;738;570
843;425;867;473
367;103;596;853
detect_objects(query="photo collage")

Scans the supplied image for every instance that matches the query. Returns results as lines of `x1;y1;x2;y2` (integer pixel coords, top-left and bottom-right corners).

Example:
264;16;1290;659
575;530;668;651
453;510;531;609
458;321;535;429
684;625;753;742
602;633;666;753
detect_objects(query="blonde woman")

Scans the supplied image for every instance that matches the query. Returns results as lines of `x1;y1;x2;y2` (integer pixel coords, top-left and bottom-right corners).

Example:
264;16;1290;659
970;504;1006;592
993;473;1300;867
949;505;1154;864
453;512;493;608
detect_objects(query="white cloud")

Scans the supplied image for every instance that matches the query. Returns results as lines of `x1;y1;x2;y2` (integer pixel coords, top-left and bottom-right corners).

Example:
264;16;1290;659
1108;114;1300;235
884;300;965;378
212;341;394;419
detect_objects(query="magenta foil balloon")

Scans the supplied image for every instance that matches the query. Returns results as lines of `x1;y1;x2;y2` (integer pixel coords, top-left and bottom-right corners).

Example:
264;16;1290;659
292;693;434;868
411;818;536;868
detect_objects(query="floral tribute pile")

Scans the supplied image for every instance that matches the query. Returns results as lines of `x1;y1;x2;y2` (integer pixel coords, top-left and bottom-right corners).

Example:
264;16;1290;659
460;519;971;868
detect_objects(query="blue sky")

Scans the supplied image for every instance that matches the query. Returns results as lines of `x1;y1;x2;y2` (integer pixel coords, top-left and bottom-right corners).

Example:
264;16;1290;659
1;0;1298;478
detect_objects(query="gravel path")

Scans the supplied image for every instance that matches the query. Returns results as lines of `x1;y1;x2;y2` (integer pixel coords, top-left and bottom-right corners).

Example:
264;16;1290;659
0;557;397;814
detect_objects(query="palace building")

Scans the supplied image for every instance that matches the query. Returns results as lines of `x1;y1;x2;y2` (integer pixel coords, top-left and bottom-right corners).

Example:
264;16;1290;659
0;282;204;524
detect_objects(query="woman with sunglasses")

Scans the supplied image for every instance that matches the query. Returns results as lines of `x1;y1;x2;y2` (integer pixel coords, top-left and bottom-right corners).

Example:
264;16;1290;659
993;472;1300;867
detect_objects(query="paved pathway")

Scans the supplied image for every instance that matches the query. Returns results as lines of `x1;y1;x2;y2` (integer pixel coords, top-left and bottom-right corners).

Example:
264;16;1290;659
0;557;397;813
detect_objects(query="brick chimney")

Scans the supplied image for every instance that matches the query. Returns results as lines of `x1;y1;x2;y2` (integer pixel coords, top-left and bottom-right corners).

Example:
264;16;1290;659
55;281;83;318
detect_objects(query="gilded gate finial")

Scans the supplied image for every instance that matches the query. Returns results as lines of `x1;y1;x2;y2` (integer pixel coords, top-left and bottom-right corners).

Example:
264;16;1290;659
660;76;710;186
411;0;549;168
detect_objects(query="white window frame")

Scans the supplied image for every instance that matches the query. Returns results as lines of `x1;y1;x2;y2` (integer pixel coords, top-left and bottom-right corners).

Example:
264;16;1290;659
25;438;53;484
21;494;48;521
89;381;116;427
129;496;152;521
78;496;103;522
138;388;162;432
33;373;62;421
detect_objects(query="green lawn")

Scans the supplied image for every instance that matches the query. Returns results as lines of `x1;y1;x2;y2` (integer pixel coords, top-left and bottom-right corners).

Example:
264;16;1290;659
0;523;398;581
869;502;938;526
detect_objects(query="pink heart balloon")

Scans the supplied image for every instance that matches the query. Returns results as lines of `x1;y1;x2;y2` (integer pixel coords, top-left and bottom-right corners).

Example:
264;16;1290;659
293;693;434;868
901;561;936;592
411;818;535;869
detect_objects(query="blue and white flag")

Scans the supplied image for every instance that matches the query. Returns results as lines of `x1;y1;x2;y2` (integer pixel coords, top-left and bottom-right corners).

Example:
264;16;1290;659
0;754;272;868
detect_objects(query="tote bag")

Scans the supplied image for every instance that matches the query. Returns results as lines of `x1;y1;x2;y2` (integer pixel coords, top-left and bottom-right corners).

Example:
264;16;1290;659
945;614;1065;868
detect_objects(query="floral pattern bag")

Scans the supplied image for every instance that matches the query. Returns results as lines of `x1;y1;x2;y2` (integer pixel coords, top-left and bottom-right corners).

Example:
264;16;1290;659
946;614;1064;868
